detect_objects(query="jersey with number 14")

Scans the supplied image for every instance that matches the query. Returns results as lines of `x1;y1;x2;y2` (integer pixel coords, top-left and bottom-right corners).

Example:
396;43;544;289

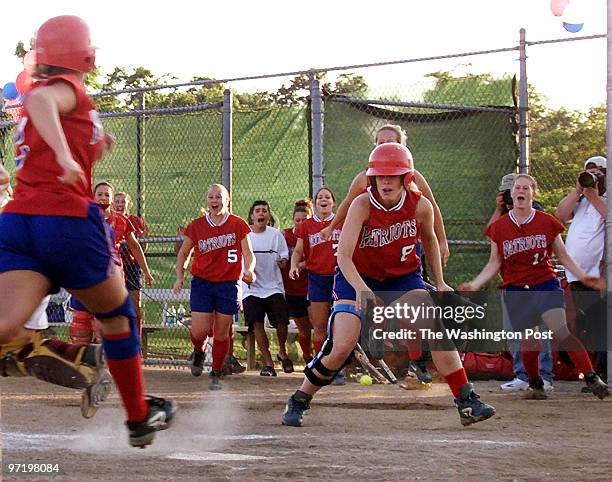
354;188;422;281
185;213;251;282
485;210;564;287
296;214;341;275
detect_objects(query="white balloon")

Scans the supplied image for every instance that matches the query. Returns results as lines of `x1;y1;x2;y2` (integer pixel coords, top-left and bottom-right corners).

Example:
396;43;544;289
562;0;585;24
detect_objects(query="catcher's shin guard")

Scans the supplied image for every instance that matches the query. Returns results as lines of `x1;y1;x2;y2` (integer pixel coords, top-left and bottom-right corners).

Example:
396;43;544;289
2;332;100;389
304;304;360;387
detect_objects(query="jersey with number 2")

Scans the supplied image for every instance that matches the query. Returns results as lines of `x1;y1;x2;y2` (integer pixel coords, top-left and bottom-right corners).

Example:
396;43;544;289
185;213;251;282
296;214;341;275
485;210;564;287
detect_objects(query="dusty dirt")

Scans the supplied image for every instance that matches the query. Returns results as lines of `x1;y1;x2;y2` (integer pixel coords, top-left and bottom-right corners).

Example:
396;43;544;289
2;368;612;481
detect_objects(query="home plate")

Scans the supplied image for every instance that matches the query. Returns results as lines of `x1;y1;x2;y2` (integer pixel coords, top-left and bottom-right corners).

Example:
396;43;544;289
167;452;268;461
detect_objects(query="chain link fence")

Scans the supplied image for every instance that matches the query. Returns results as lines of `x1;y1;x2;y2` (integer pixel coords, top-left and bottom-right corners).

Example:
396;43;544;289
0;33;605;367
322;72;518;285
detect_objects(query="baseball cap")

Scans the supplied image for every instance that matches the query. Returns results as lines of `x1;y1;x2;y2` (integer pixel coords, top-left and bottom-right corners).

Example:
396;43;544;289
498;173;517;191
584;156;606;170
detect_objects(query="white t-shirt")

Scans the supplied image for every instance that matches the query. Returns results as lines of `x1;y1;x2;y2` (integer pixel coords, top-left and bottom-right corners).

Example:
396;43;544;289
565;193;606;282
242;226;289;299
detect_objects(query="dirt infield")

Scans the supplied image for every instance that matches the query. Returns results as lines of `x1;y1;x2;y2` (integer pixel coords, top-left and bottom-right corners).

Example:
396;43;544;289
2;368;611;481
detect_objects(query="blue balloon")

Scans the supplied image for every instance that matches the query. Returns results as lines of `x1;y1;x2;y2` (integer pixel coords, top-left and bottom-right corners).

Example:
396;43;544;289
2;82;18;100
563;22;584;33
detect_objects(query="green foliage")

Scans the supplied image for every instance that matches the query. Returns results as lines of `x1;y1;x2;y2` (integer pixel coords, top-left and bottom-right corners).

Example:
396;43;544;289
423;71;515;106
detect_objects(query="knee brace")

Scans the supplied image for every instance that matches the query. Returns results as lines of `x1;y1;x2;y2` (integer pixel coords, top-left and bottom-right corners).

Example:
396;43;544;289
1;332;98;389
304;304;360;387
94;296;140;360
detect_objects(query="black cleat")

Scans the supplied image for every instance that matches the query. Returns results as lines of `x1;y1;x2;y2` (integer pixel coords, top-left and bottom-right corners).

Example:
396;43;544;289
524;377;548;400
209;370;222;391
454;383;496;426
282;391;311;427
127;395;177;448
191;350;204;377
585;372;609;400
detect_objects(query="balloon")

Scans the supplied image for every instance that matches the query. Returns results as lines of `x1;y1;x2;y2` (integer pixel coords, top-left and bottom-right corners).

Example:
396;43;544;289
2;98;22;121
23;50;37;74
15;70;33;94
563;21;584;33
550;0;569;16
2;82;18;100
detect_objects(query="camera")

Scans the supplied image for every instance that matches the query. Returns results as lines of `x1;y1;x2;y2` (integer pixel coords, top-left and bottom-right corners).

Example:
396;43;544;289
502;189;513;206
578;171;604;188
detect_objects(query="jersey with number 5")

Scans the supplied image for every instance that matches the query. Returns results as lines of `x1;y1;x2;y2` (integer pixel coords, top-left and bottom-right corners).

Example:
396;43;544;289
485;210;564;287
3;75;104;217
185;213;251;282
296;214;341;275
353;187;422;281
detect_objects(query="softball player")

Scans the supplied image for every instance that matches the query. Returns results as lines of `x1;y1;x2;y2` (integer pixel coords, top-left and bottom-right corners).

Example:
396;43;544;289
282;143;496;427
0;15;176;448
70;182;154;344
174;183;255;390
290;188;341;357
320;124;449;266
282;199;314;363
113;191;149;330
460;174;608;400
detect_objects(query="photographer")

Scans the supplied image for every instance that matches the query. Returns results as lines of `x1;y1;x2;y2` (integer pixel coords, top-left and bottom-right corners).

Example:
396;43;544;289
488;173;554;391
556;156;607;379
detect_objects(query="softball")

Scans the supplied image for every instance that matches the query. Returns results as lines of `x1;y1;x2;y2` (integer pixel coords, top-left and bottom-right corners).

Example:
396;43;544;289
360;374;373;386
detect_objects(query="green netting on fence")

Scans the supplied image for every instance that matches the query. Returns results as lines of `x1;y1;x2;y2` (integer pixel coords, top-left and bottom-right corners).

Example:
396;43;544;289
322;98;518;284
232;107;310;225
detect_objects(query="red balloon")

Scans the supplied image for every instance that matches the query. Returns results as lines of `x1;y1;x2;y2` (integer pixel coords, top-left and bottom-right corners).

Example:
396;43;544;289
23;50;37;74
15;70;33;94
550;0;569;16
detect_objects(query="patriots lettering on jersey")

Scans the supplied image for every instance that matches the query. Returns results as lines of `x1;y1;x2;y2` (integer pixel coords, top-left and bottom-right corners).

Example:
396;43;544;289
359;220;417;248
198;233;237;254
308;229;340;248
502;234;547;259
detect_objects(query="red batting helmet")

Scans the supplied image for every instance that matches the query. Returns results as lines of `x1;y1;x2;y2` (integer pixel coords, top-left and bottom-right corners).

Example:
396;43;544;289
35;16;96;73
366;143;414;183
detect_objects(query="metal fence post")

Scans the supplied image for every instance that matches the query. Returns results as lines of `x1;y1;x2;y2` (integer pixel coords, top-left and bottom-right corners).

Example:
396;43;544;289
518;28;529;174
222;88;233;202
309;71;324;193
136;91;145;218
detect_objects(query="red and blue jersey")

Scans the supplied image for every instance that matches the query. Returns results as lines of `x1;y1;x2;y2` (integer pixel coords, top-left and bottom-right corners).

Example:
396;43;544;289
353;188;422;281
485;209;564;288
185;212;251;282
122;213;147;264
282;227;308;296
295;214;341;275
4;75;105;217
